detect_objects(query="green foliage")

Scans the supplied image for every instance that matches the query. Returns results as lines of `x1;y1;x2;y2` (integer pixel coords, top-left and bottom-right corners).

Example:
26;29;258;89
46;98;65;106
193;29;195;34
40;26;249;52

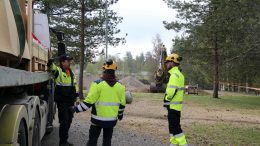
83;50;158;81
143;51;157;77
86;63;98;74
135;52;145;73
35;0;125;63
133;92;260;145
164;0;260;90
125;51;136;73
133;92;260;110
152;34;164;61
185;94;260;110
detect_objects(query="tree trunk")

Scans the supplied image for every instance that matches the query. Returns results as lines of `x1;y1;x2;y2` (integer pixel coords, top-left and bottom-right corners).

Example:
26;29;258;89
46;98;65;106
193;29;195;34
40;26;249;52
238;81;240;93
246;75;249;93
79;0;85;99
213;36;219;98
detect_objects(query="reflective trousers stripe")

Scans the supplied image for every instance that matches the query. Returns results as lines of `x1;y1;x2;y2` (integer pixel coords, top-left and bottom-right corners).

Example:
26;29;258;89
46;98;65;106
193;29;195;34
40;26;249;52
96;102;120;106
91;114;117;121
174;132;184;138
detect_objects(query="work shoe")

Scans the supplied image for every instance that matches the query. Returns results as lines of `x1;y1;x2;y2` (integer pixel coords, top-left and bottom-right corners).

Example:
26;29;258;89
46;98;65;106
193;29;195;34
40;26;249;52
59;141;74;146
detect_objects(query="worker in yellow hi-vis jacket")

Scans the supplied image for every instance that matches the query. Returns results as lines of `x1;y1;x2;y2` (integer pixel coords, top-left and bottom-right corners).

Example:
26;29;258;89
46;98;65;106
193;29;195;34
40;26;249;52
48;55;79;146
164;53;188;146
74;59;126;146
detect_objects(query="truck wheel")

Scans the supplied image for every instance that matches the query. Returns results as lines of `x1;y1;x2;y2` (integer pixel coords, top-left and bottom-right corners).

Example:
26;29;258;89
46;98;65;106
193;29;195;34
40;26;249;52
32;110;41;146
18;120;27;146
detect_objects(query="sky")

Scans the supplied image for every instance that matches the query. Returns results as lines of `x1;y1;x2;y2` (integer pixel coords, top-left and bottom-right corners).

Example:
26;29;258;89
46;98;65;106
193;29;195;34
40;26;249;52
106;0;178;58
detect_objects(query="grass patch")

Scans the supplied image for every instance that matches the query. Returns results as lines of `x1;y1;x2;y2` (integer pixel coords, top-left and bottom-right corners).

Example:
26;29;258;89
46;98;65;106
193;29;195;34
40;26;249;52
185;95;260;110
185;123;260;146
132;92;260;110
132;92;163;101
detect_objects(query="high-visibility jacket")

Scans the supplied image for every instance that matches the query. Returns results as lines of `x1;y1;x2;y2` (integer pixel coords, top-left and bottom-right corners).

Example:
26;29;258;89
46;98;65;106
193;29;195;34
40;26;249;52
49;63;79;102
164;66;185;111
76;79;126;128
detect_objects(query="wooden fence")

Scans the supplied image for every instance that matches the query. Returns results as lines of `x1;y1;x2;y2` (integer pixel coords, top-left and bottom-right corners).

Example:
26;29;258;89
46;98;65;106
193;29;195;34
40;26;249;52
219;82;260;96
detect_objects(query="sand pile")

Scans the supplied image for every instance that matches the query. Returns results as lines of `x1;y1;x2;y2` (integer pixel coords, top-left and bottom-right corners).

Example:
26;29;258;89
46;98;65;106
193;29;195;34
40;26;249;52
120;76;149;92
80;75;149;92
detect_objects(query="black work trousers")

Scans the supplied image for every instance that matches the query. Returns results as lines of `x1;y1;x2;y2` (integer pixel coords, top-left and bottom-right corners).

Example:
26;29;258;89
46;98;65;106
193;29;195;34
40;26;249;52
87;124;114;146
168;109;183;135
57;102;74;144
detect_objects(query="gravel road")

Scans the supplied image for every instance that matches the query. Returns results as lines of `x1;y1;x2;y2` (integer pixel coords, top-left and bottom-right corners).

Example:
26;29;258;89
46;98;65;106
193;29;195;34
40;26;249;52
41;112;167;146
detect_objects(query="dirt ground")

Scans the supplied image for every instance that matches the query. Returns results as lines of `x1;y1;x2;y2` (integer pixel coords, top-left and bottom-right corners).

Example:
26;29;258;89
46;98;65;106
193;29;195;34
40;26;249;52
42;91;260;145
42;105;166;146
119;95;260;144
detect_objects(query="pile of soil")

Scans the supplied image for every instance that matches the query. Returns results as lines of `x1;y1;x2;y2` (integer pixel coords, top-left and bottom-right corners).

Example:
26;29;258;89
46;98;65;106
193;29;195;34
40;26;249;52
80;75;149;92
120;76;149;92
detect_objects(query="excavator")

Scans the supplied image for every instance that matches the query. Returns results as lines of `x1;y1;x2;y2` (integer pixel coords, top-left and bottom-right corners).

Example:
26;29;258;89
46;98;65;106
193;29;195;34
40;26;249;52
150;45;169;93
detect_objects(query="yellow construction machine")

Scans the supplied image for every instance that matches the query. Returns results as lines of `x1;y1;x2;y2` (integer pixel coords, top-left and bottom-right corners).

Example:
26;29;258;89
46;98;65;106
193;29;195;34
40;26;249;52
150;45;169;93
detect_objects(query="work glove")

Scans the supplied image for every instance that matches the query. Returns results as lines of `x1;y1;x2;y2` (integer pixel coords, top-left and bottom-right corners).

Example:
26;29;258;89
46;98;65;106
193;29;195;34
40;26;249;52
47;58;54;67
118;114;123;121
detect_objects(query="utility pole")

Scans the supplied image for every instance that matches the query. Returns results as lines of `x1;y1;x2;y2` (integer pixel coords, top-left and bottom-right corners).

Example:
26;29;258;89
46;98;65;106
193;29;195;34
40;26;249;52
79;0;85;99
105;0;108;60
116;53;124;79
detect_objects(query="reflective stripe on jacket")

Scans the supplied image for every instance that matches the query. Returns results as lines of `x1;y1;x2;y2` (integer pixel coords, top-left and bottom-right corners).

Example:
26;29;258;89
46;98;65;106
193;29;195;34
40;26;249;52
77;79;126;128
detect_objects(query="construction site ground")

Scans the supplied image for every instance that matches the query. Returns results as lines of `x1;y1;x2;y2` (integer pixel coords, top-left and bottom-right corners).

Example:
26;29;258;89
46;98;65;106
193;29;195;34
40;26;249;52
122;92;260;146
42;90;260;146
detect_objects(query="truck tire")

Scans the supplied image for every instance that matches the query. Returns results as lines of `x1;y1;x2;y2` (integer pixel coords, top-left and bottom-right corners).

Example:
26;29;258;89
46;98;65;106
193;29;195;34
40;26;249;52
18;120;27;146
32;110;41;146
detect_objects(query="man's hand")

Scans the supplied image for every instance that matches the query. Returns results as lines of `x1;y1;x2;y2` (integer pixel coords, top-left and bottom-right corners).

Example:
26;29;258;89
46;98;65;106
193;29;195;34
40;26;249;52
118;114;123;121
47;58;54;67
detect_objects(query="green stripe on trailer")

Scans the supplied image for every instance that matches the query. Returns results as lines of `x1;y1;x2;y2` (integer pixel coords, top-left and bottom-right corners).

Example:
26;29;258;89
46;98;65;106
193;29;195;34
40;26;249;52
9;0;26;59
